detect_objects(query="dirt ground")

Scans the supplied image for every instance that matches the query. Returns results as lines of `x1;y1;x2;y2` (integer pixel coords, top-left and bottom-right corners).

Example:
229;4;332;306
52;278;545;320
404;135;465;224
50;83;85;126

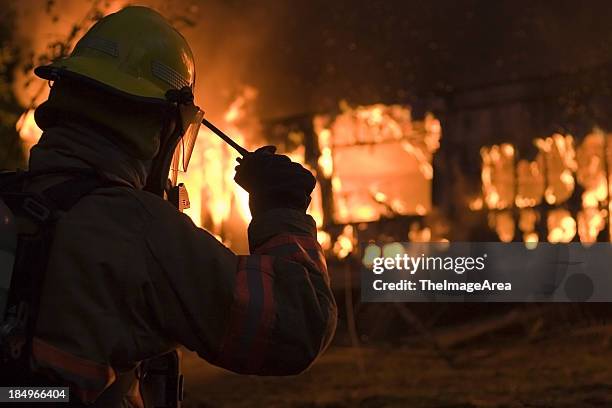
181;323;612;408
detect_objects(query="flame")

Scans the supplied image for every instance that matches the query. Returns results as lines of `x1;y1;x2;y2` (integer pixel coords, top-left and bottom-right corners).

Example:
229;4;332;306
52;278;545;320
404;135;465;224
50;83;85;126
333;224;354;259
15;6;339;251
469;197;484;211
518;208;538;234
17;109;43;157
177;88;256;245
283;145;325;229
519;208;539;248
223;86;258;123
478;130;612;244
315;103;441;224
18;87;328;251
489;210;515;243
577;208;606;244
537;134;576;205
481;143;515;209
576;129;608;208
408;223;432;242
317;128;334;178
178;86;331;250
515;159;544;208
317;231;332;251
524;232;539;249
547;209;576;243
179;126;245;232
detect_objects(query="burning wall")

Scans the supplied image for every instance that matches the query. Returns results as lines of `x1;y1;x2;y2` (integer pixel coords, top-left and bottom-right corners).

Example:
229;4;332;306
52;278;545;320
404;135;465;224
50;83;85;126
18;94;444;258
314;103;441;225
175;89;256;252
263;103;444;264
478;129;612;244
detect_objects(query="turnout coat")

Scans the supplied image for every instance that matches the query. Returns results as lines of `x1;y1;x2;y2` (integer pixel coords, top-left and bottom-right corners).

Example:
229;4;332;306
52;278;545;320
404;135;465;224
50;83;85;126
24;124;337;405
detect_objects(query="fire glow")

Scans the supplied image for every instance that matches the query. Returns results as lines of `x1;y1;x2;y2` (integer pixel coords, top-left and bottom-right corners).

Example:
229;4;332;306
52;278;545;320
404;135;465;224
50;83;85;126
17;98;443;256
14;3;444;259
478;129;612;244
315;103;441;225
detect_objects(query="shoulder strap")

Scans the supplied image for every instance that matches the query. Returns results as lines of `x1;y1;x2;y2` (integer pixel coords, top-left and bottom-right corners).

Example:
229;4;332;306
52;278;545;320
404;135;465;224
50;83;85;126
0;167;100;189
1;170;120;223
42;173;118;213
0;171;123;390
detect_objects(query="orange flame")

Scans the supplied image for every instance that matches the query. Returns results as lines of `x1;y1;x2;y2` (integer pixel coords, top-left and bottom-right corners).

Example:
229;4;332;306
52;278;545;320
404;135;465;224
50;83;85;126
315;103;441;224
177;88;255;246
478;130;612;244
16;109;43;158
333;224;354;259
547;209;576;243
481;143;515;210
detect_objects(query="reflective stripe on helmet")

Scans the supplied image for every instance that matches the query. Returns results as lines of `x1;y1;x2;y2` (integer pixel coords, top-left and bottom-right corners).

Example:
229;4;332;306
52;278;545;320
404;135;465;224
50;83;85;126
151;60;191;91
34;6;196;102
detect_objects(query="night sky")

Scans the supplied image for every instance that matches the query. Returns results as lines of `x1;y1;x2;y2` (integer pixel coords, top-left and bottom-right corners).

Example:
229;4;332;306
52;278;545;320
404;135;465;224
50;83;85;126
218;0;612;119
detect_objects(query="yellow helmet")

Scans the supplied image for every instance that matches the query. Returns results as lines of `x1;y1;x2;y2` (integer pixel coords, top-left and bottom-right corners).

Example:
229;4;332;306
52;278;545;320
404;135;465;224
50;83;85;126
35;6;203;197
35;6;195;102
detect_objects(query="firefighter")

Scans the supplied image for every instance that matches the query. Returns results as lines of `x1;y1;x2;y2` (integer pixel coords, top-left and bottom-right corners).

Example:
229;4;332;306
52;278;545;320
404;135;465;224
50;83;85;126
3;6;336;407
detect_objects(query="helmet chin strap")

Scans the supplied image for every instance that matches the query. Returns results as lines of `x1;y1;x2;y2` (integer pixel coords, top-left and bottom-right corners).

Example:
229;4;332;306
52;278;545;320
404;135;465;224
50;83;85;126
144;88;198;212
143;106;183;198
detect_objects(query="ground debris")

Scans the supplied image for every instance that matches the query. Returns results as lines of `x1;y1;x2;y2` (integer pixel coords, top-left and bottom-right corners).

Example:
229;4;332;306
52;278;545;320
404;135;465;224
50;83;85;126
182;327;612;408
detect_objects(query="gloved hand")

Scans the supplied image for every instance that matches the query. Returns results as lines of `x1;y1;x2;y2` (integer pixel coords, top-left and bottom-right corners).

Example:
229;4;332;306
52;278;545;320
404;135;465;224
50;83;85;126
234;145;316;216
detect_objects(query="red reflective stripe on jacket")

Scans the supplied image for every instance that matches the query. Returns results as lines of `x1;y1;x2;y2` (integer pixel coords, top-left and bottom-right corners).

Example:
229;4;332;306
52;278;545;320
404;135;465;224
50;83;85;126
217;257;250;366
217;255;276;373
32;337;115;402
255;233;321;252
216;233;330;373
245;255;275;372
255;233;328;276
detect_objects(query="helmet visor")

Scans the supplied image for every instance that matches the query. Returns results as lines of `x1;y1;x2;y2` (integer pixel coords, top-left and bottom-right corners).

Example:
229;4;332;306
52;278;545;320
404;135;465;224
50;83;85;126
169;104;204;186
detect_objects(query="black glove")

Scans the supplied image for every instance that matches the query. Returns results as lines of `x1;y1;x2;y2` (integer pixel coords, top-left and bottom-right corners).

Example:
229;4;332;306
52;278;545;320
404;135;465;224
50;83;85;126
234;145;316;216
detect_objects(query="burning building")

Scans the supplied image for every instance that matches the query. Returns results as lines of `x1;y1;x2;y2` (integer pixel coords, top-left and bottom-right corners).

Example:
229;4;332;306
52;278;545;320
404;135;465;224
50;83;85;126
7;2;612;406
177;99;444;261
16;91;444;260
262;102;444;264
478;130;612;244
430;61;612;244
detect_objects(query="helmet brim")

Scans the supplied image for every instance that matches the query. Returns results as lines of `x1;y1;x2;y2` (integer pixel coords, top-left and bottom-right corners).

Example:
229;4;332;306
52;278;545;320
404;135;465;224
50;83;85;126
35;56;170;105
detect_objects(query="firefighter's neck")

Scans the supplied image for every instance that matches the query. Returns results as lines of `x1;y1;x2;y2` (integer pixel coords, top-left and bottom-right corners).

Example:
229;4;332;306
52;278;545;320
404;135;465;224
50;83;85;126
28;121;150;189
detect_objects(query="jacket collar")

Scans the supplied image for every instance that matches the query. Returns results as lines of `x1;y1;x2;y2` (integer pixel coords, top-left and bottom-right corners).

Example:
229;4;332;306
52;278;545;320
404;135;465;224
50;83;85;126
28;122;150;189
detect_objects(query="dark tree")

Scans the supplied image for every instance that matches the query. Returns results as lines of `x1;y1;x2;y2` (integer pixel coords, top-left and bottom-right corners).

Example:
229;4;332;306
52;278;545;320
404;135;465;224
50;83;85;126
0;3;24;170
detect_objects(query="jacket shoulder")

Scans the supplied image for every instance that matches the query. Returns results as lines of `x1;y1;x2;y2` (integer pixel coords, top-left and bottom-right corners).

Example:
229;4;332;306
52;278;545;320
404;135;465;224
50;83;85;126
61;186;185;234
